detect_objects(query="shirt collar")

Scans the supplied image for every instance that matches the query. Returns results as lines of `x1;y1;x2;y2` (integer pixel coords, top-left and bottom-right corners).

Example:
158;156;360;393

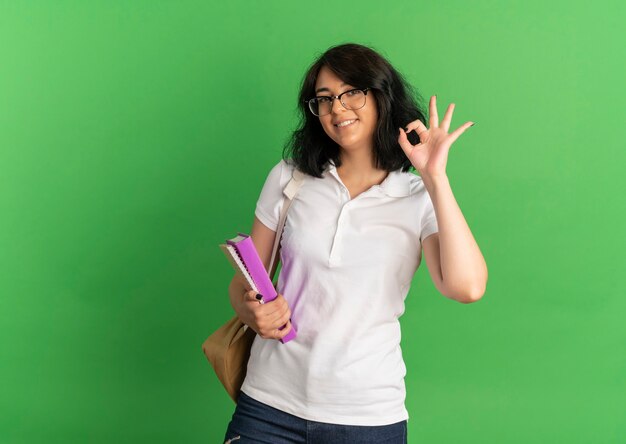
325;159;411;198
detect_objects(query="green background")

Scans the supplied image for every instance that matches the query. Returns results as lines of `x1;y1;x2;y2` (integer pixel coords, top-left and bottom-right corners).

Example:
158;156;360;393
1;1;624;442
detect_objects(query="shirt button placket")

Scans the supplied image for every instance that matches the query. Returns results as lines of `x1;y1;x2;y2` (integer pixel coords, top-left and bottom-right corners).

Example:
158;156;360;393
329;201;349;266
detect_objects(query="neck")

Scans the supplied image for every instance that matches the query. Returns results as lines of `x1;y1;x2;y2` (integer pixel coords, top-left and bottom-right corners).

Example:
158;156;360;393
336;148;387;185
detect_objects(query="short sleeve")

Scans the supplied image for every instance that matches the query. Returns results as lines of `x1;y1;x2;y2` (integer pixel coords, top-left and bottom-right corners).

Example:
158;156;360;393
254;159;293;232
419;192;439;243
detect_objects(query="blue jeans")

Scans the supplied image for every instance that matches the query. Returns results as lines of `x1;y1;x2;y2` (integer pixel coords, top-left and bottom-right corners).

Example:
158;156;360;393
223;391;407;443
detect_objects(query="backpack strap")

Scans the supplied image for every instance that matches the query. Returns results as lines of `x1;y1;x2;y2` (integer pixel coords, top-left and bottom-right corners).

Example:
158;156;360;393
267;168;306;282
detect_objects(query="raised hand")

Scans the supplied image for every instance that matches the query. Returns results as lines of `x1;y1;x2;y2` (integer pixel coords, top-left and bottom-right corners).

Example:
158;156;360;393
398;95;474;180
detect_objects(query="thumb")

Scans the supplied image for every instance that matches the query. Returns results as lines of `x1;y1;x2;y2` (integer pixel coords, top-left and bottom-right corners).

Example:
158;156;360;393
244;290;264;304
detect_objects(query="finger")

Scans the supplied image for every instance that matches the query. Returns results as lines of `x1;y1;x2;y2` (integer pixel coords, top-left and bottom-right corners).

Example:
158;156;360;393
447;121;474;145
266;297;290;326
276;293;291;314
274;293;288;307
271;305;291;330
243;290;257;302
275;320;292;340
405;119;428;141
256;294;288;322
261;317;289;340
429;95;438;129
440;103;455;132
398;127;415;158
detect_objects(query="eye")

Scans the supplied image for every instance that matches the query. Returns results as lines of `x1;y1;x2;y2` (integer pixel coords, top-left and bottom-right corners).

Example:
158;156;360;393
346;89;359;96
317;96;332;103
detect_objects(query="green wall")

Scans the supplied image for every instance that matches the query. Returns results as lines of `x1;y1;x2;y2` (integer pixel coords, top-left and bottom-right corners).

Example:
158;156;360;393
1;1;624;442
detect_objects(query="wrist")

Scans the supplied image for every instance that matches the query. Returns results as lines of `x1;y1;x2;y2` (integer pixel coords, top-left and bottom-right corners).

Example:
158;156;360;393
421;173;449;190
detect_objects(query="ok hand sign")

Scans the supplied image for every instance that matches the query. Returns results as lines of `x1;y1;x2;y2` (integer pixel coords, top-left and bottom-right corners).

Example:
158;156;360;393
398;95;474;180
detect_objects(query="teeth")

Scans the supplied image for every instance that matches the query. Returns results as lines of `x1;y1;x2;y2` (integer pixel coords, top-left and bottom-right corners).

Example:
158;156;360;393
336;119;356;127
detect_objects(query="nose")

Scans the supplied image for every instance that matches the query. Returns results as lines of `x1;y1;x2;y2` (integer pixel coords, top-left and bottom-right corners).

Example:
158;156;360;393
331;97;348;114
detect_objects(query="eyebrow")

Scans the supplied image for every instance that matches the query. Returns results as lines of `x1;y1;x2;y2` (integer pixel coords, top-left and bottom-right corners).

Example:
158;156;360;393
315;82;351;94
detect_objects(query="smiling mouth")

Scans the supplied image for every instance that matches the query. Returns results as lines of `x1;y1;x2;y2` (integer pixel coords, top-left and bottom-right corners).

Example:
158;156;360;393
334;119;358;128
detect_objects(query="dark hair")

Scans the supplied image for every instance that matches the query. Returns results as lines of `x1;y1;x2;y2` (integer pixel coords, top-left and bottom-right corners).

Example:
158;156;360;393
282;42;428;178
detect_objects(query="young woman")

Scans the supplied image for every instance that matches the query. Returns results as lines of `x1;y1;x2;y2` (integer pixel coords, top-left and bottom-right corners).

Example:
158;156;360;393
223;42;488;443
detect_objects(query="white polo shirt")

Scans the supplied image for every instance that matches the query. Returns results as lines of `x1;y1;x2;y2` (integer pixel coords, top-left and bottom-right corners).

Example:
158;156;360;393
240;158;439;426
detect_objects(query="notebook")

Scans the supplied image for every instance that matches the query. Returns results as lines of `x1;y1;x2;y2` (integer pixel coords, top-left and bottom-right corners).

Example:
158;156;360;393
219;232;297;344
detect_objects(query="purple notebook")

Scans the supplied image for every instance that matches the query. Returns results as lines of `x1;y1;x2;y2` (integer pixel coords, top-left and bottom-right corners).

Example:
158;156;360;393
226;232;296;344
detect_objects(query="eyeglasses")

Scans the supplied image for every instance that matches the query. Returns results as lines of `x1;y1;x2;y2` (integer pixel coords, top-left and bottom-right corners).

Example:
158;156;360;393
304;87;370;117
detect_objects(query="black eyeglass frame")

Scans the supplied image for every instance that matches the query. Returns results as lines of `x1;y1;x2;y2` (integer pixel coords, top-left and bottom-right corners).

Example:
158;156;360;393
303;87;371;116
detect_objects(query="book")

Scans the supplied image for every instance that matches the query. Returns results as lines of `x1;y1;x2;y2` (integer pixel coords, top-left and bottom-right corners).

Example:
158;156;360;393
220;232;296;344
219;243;258;293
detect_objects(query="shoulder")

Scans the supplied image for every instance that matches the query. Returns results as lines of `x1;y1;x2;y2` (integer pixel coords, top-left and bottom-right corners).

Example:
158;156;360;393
260;158;300;193
264;158;291;179
269;158;296;177
255;159;299;230
280;158;297;176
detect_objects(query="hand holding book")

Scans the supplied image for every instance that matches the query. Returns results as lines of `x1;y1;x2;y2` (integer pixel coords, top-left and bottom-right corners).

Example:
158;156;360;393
220;233;297;343
240;289;294;341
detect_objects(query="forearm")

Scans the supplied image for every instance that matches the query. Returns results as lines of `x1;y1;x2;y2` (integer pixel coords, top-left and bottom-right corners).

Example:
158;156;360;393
228;276;247;313
422;174;488;301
